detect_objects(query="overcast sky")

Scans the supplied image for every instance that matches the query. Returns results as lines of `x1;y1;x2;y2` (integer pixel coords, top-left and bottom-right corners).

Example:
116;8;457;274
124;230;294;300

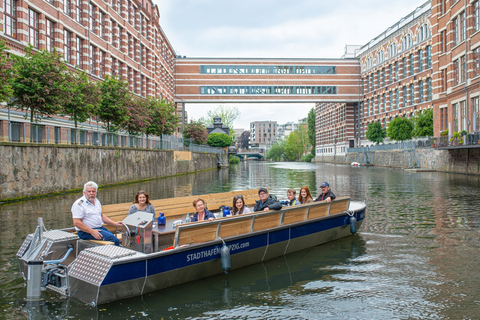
154;0;428;129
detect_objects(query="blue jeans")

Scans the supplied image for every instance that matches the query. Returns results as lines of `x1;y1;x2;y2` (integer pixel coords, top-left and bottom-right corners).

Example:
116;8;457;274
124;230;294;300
78;226;120;246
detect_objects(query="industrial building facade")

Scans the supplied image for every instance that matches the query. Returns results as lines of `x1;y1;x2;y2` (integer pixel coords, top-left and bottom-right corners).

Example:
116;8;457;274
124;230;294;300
0;0;175;100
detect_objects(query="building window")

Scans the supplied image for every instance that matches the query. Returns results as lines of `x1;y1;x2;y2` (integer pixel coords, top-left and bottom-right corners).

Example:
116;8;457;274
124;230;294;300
409;83;414;105
99;11;105;39
453;11;466;46
402;57;407;79
475;1;480;33
395;88;399;109
64;29;72;64
426;78;432;101
45;19;55;53
376;70;380;89
472;96;480;131
64;0;71;16
474;47;480;77
426;45;431;69
441;68;447;92
418;80;424;103
409;54;414;76
89;2;96;33
389;91;393;111
389;64;392;83
394;61;399;81
418;49;423;72
382;68;385;87
388;42;397;58
440;107;448;131
99;50;105;78
28;9;39;48
403;86;407;107
401;34;412;52
4;0;17;38
89;45;95;74
112;0;117;12
417;24;430;43
460;55;466;83
75;0;82;23
76;37;83;68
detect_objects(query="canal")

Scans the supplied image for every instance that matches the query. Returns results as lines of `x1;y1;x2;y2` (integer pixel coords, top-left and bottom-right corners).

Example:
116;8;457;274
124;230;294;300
1;161;480;319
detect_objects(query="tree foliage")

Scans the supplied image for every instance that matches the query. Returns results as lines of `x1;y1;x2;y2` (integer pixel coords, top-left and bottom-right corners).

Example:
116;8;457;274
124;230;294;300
198;105;240;137
123;95;150;135
285;124;310;161
413;109;433;137
0;40;15;103
307;108;316;155
207;133;233;148
145;98;180;137
97;76;130;132
183;120;208;144
10;47;70;122
387;116;414;141
239;130;250;149
62;71;100;128
265;140;286;161
366;122;387;145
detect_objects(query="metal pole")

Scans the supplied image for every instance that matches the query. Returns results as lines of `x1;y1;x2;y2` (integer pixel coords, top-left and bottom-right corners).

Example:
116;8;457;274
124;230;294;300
7;104;11;142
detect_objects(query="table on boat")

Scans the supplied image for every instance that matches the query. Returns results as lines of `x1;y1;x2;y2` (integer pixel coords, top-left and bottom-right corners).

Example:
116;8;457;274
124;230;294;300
151;219;183;252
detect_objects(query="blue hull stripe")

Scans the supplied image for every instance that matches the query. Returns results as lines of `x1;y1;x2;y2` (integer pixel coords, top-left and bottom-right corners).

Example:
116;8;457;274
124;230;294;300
102;210;365;286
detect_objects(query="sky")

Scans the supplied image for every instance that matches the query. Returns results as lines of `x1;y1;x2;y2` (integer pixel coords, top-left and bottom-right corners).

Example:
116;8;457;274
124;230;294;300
154;0;428;129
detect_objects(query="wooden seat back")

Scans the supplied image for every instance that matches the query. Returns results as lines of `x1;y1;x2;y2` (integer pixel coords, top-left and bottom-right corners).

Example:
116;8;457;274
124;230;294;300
329;197;350;215
102;188;264;223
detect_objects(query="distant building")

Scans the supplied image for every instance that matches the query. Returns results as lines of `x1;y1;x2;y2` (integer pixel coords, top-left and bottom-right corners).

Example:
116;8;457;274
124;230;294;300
250;121;277;150
206;117;230;135
276;122;298;141
233;128;247;149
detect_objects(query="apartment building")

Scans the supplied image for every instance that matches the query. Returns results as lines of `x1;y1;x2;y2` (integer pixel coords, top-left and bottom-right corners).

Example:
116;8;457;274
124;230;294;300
250;121;277;150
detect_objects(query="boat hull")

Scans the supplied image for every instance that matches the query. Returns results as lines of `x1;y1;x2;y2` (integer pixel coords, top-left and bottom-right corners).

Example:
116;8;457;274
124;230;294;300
69;206;365;305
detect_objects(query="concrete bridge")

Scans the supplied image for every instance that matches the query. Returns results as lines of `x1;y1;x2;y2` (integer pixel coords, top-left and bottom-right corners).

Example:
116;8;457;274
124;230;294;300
234;152;264;160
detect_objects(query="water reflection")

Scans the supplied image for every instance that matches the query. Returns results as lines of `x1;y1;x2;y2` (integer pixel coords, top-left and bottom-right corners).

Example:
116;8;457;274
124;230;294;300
1;162;480;319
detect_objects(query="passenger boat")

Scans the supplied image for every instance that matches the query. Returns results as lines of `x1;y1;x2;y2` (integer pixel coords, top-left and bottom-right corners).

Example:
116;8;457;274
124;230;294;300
351;162;361;167
16;191;366;306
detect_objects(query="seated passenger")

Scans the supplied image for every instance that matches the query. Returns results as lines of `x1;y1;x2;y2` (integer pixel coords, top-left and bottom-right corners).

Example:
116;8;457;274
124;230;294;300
191;198;216;222
298;186;314;204
253;188;282;212
128;190;156;222
232;195;252;215
71;181;122;246
287;188;300;206
314;182;336;203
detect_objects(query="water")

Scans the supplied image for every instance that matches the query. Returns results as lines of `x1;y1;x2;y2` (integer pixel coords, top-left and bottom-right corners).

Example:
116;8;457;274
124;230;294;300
1;161;480;319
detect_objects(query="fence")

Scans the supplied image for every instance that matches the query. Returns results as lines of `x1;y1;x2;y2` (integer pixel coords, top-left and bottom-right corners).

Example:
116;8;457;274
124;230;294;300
429;132;480;148
1;120;222;154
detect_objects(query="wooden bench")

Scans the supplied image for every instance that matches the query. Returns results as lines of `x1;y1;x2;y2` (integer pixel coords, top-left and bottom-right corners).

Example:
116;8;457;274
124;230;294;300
173;197;351;248
102;188;264;223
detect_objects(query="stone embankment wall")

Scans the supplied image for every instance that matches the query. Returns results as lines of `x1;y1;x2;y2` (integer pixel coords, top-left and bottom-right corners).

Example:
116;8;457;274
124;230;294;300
316;148;480;175
1;143;220;201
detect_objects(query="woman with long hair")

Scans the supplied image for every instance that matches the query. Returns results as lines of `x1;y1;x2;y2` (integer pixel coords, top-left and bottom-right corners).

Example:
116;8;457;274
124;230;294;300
232;195;251;215
298;186;314;204
128;190;156;222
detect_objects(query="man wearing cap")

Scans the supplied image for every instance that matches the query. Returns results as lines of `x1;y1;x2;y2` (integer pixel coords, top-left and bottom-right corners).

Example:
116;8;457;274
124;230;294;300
314;182;336;203
253;187;282;212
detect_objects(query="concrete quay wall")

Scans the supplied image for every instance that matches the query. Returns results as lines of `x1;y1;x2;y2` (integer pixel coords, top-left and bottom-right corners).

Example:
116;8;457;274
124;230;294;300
0;143;220;201
315;148;480;175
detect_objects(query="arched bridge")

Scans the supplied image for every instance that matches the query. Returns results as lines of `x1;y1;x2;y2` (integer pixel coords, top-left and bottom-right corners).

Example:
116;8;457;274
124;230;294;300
235;152;264;159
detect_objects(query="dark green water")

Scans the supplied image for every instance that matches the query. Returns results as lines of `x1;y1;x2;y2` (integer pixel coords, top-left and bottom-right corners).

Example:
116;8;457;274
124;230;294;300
1;161;480;319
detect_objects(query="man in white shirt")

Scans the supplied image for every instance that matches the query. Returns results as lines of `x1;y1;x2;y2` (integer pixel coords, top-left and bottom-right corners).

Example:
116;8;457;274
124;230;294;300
71;181;123;245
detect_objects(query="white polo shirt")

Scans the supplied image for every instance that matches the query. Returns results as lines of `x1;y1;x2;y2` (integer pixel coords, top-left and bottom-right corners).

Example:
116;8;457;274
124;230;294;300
71;195;103;231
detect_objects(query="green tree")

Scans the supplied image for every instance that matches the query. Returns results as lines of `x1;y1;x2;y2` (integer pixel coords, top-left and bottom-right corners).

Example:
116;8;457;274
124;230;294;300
265;140;286;161
62;71;100;128
145;98;180;137
366;122;387;145
0;40;15;103
413;109;433;137
198;105;240;137
207;133;233;148
387;116;414;141
123;95;150;135
307;108;316;155
284;124;310;161
183;120;208;144
10;47;70;122
239;131;250;149
97;76;129;132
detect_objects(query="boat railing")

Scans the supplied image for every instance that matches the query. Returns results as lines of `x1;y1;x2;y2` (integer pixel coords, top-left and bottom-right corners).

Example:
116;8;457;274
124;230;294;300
173;197;351;248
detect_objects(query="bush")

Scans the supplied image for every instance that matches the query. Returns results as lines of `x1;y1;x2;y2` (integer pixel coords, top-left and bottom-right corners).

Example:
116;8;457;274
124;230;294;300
301;153;315;162
207;133;233;148
229;155;240;164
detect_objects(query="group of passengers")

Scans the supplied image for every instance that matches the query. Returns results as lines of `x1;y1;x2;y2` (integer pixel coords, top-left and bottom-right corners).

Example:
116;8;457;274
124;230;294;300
71;180;336;245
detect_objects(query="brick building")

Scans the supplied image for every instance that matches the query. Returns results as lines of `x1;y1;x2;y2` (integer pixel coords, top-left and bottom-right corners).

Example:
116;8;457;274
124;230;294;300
0;0;176;143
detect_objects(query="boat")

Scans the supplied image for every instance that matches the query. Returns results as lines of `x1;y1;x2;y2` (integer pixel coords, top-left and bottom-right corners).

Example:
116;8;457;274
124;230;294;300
16;193;366;306
351;162;361;167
